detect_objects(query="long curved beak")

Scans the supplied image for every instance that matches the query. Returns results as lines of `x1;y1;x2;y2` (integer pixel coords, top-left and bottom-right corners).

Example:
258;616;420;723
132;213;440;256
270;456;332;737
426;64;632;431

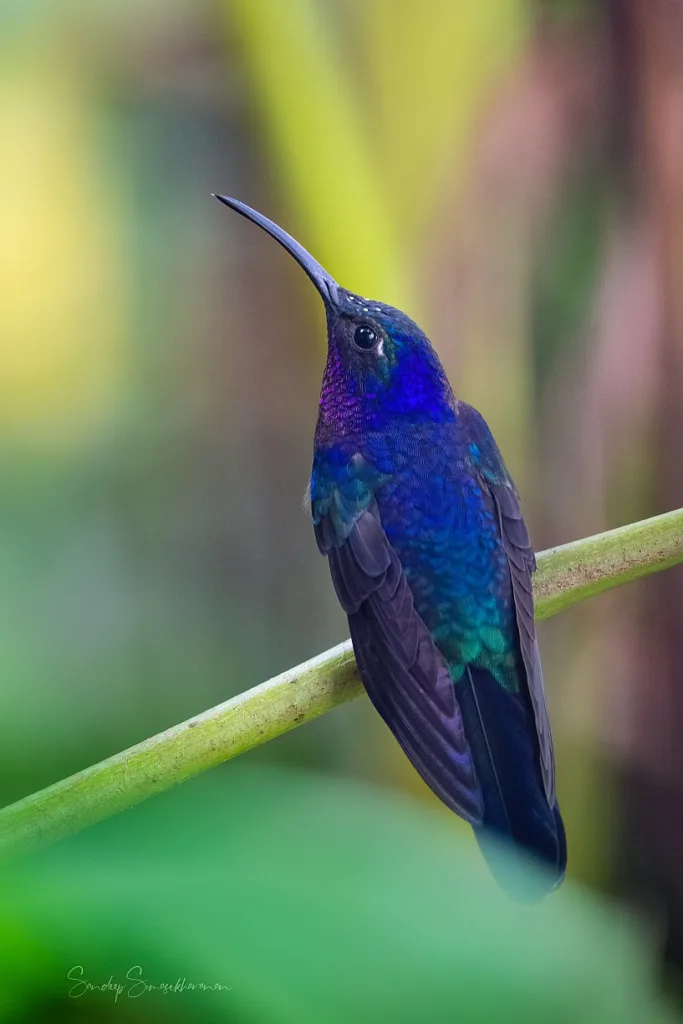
213;195;339;307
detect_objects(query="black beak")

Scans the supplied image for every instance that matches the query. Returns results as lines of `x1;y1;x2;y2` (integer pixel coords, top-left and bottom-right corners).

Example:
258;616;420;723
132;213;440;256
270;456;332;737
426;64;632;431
213;195;339;307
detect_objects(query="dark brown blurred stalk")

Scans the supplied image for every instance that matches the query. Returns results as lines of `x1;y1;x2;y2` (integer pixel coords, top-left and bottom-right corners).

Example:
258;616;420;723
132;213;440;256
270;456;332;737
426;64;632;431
614;0;683;983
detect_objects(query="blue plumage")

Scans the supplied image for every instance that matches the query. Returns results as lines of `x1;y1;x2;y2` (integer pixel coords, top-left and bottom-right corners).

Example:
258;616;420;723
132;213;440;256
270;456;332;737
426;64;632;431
217;195;566;897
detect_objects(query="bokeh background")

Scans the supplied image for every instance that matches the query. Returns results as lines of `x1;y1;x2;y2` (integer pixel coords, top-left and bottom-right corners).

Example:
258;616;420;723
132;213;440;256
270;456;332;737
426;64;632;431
2;0;683;1019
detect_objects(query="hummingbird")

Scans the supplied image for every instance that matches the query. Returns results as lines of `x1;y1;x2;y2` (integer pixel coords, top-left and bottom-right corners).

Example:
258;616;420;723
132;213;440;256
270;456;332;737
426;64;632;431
216;194;566;896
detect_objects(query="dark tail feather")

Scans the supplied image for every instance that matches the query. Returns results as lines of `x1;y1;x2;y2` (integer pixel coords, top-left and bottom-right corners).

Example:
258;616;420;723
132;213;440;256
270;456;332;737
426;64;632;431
459;666;566;899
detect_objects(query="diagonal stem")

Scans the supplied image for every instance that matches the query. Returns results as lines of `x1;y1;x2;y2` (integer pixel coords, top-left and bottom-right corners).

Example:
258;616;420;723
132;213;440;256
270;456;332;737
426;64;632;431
1;507;682;861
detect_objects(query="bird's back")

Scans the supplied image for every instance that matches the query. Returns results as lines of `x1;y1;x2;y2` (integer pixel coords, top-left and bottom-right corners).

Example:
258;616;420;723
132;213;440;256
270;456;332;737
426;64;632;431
360;406;566;890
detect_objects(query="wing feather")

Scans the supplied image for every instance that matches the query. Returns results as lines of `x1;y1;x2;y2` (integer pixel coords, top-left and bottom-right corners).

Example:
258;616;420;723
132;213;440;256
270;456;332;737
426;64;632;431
315;504;483;824
486;479;555;805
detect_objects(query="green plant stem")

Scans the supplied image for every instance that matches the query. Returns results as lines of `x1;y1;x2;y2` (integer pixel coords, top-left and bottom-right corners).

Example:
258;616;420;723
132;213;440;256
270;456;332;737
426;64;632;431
1;506;682;860
533;506;683;619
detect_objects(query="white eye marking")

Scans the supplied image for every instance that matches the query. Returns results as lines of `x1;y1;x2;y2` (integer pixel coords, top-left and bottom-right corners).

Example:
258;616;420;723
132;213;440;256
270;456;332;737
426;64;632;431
377;338;385;357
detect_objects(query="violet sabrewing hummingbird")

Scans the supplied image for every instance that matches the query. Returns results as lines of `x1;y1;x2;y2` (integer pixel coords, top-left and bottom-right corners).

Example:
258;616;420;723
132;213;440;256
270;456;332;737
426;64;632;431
216;194;566;896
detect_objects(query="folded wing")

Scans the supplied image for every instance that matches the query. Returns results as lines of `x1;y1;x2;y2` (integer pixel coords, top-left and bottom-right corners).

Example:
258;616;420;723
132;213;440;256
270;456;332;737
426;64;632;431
315;503;483;824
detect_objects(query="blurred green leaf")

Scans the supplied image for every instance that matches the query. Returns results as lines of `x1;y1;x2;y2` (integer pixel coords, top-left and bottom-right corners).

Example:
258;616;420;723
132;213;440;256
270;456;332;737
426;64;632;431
0;766;674;1023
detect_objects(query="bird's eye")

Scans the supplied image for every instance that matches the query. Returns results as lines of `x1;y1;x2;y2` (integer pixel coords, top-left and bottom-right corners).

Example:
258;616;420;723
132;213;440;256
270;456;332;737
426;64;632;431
353;324;378;350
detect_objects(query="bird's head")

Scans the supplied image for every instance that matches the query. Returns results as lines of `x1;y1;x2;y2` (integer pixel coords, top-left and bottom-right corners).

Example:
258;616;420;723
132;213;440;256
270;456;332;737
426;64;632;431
215;196;455;440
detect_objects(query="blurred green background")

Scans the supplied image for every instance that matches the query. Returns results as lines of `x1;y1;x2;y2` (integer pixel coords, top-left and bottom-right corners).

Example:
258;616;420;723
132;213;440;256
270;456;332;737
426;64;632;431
2;0;683;1019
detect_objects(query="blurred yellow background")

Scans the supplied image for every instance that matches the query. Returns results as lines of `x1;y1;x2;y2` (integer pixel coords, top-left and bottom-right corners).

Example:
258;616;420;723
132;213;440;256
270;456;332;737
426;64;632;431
2;0;683;1017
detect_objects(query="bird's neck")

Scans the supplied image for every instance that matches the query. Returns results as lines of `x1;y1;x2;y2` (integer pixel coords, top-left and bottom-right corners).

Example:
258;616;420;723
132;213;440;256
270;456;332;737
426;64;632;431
316;358;456;452
315;350;365;448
